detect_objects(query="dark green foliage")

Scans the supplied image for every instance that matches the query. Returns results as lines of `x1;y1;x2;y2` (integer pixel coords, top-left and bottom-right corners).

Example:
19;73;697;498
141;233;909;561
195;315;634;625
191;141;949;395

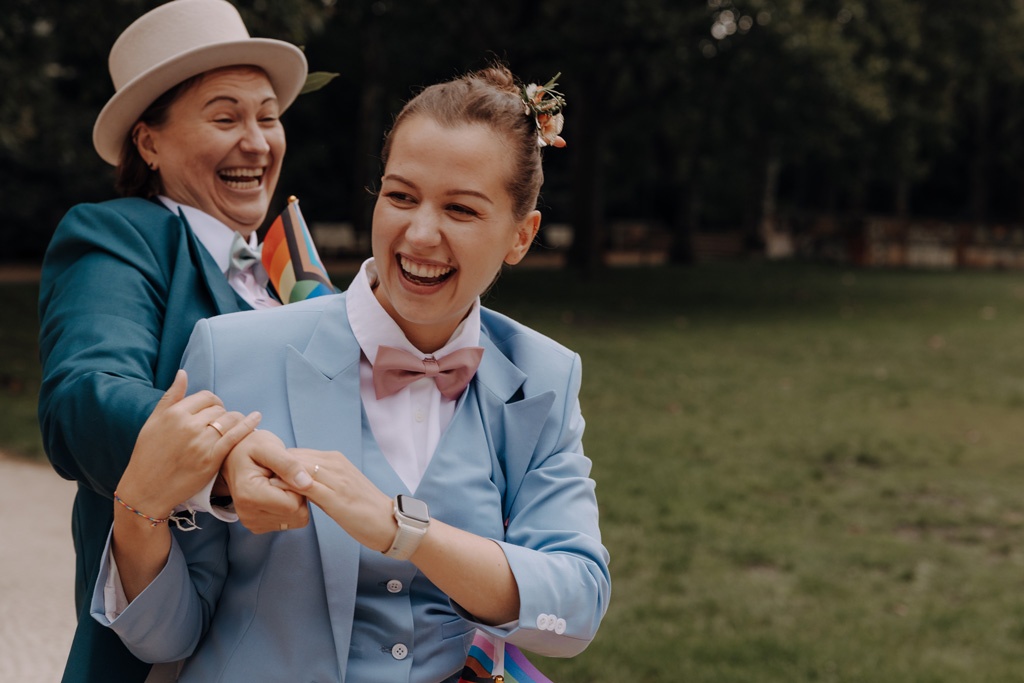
9;1;1024;268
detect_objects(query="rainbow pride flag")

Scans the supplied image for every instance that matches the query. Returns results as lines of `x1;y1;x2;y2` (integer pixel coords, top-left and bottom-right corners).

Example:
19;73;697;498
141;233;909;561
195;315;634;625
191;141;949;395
458;631;554;683
262;196;335;303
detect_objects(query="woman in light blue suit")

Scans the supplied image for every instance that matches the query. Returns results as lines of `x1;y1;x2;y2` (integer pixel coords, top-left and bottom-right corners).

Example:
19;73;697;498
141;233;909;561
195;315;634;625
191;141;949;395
95;64;610;682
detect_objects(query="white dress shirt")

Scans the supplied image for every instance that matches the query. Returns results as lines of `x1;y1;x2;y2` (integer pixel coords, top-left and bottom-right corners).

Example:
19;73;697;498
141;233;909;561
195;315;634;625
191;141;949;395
157;196;280;310
347;257;481;492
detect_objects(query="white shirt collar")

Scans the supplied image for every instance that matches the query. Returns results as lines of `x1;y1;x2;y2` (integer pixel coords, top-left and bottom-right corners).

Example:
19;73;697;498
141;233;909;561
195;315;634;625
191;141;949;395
158;195;257;275
347;258;481;364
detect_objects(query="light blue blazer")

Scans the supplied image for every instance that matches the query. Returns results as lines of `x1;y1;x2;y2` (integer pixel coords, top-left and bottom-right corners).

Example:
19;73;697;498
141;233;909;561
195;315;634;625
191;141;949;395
92;293;611;682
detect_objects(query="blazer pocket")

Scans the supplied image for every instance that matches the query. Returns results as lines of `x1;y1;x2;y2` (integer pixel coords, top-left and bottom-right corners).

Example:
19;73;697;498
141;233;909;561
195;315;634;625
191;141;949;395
440;616;475;641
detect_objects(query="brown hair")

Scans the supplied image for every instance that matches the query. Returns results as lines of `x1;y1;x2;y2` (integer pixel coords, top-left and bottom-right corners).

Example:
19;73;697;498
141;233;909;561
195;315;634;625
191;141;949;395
114;75;203;198
381;65;546;222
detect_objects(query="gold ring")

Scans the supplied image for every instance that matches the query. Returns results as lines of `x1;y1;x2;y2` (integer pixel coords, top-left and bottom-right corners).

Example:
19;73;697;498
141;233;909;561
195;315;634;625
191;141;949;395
208;420;225;436
280;523;289;531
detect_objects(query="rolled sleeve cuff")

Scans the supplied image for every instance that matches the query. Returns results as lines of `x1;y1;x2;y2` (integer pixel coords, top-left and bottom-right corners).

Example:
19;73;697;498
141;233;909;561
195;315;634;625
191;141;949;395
175;476;238;523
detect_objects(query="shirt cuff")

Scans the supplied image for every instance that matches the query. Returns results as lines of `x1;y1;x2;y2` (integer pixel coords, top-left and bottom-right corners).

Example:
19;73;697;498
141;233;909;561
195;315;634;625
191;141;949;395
174;476;239;523
450;600;519;637
103;546;130;622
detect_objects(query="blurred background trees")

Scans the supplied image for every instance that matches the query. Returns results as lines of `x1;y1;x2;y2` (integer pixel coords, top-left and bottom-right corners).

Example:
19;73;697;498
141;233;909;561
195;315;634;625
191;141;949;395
5;0;1024;273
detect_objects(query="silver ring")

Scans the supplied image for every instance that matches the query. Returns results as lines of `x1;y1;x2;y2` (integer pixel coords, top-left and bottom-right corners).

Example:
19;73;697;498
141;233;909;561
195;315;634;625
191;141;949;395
280;523;289;531
207;420;225;436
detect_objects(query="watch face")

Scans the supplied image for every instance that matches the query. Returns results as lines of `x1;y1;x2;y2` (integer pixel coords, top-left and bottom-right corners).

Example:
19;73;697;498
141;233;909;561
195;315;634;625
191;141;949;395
397;495;430;523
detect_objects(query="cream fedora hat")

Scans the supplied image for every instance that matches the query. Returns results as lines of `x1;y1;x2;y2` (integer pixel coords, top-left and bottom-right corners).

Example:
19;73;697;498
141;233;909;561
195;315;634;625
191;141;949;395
92;0;308;165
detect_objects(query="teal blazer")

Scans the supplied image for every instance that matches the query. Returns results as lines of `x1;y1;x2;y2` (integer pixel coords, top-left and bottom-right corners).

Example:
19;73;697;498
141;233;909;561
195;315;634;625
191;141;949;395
91;295;611;682
38;197;250;683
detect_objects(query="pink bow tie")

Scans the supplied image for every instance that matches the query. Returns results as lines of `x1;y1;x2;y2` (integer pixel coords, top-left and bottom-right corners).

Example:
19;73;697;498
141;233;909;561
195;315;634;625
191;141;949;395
372;345;484;400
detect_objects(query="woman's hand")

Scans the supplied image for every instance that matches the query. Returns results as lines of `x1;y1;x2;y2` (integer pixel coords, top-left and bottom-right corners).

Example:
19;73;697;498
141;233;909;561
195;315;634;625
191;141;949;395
221;430;314;534
279;449;395;552
117;370;260;516
281;448;520;624
113;370;260;602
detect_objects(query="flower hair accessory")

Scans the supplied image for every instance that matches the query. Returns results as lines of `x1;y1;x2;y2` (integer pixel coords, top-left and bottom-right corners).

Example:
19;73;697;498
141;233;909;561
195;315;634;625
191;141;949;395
521;73;567;148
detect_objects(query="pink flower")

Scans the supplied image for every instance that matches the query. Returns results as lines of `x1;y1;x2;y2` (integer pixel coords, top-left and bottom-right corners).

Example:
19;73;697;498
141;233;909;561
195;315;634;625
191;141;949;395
521;74;567;148
536;112;566;148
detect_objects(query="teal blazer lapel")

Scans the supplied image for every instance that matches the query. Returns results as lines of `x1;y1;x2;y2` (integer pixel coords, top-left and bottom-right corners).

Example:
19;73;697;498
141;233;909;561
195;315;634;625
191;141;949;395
180;208;250;314
284;296;363;678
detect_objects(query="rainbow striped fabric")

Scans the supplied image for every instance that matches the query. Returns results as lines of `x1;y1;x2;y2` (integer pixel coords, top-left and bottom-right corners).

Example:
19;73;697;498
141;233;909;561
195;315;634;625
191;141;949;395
458;631;554;683
261;196;335;303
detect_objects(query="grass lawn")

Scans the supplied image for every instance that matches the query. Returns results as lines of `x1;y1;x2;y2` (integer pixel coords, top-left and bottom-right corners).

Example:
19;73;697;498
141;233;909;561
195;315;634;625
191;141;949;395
0;280;44;458
7;261;1024;681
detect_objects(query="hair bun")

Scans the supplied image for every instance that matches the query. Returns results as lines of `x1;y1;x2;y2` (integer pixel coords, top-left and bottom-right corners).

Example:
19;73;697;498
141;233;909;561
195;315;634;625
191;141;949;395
472;64;518;97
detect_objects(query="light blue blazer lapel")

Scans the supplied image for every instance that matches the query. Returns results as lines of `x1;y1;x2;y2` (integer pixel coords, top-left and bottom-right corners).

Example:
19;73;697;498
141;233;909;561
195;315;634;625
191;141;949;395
284;295;363;679
179;208;250;314
475;332;556;519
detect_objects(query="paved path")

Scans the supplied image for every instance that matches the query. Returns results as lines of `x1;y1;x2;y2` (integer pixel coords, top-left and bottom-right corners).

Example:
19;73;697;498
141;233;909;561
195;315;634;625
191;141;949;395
0;454;77;682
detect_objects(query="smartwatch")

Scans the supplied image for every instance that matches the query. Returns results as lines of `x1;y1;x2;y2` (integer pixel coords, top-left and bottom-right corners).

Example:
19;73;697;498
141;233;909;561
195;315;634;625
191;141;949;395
384;494;430;561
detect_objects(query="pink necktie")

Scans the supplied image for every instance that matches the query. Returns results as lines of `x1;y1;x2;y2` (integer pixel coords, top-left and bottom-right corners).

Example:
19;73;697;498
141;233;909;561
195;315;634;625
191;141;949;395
373;345;484;400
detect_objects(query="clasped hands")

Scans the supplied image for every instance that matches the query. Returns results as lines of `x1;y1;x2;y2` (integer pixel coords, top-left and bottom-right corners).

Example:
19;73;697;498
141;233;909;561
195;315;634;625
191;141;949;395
216;429;313;534
224;432;395;550
222;431;392;540
124;370;393;545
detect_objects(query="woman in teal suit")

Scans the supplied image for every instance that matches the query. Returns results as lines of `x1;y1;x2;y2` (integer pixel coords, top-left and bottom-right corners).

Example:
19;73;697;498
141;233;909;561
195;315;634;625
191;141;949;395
37;2;312;680
95;65;610;681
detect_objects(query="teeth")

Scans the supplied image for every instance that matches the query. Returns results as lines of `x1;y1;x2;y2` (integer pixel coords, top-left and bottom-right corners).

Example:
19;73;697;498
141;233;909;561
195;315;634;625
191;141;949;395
223;178;259;190
219;168;263;189
400;256;453;280
220;168;263;178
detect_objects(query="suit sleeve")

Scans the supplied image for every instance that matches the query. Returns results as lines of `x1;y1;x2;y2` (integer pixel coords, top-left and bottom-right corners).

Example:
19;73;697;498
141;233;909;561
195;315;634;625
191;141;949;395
91;318;231;662
90;523;228;663
37;203;172;497
479;353;612;657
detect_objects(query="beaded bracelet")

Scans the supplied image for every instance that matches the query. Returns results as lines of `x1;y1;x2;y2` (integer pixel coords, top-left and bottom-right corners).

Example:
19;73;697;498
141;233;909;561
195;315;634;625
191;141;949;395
113;491;169;528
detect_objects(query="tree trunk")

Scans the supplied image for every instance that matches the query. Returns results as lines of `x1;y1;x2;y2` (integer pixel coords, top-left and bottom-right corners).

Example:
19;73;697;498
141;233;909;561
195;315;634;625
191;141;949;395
352;17;387;246
1018;176;1024;223
848;156;868;220
893;176;911;218
968;74;991;224
759;153;781;238
566;77;605;276
668;183;697;264
744;148;777;254
846;156;870;266
666;131;703;265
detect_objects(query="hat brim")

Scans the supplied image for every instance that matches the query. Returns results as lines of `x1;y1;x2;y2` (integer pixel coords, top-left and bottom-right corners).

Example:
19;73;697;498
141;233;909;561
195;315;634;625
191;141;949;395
93;38;308;165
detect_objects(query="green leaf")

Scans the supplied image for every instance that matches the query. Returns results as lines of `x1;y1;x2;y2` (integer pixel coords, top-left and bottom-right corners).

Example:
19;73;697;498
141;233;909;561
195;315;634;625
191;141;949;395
300;71;340;95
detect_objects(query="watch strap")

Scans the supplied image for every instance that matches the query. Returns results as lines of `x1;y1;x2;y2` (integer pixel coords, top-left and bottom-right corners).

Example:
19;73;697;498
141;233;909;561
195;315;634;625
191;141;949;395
384;496;429;560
